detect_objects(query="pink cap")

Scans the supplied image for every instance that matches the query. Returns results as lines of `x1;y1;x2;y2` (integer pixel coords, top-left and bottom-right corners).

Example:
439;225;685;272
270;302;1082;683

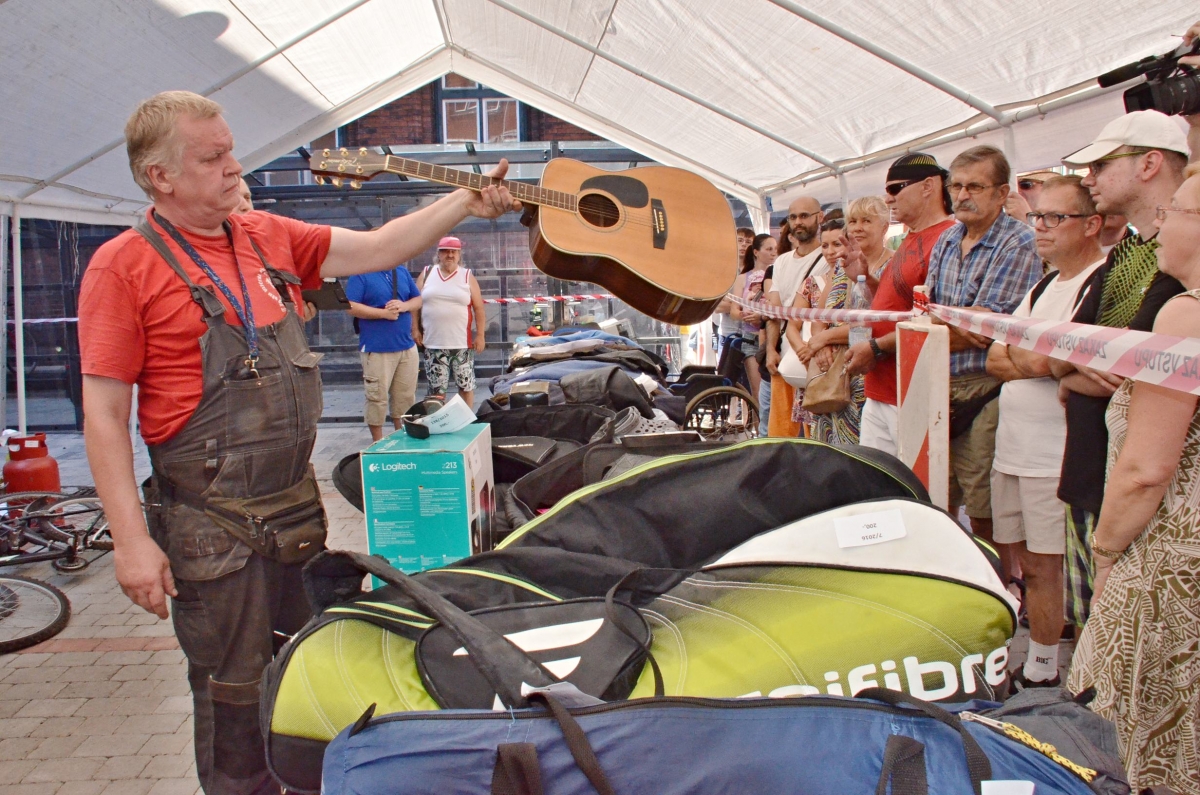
437;236;462;250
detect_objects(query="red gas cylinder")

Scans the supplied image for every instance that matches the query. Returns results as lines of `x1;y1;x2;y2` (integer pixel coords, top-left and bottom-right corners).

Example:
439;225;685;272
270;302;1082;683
3;433;61;493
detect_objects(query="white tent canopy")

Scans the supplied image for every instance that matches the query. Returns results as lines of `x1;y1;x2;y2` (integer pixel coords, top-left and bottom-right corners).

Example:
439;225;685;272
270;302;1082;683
0;0;1196;223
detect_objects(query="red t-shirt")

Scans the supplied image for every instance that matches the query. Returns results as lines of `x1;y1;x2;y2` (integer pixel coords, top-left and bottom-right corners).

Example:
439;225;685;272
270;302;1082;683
864;219;956;405
79;210;331;444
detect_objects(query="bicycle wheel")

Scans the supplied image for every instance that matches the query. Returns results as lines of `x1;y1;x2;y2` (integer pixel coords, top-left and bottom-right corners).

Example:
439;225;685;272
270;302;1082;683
29;496;113;552
0;575;70;654
683;386;760;441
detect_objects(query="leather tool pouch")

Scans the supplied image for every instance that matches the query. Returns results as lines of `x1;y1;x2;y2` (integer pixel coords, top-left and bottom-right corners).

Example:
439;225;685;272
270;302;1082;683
198;466;328;564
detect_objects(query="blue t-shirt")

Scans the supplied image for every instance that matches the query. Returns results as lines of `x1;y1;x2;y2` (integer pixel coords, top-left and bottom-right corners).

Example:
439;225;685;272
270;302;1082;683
345;269;420;353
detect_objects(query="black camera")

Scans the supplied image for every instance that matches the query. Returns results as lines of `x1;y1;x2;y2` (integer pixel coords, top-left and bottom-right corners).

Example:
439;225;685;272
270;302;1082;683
1099;40;1200;117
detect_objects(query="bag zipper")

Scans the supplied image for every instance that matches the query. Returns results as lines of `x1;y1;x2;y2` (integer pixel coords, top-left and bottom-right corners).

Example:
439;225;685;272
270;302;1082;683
961;712;1097;783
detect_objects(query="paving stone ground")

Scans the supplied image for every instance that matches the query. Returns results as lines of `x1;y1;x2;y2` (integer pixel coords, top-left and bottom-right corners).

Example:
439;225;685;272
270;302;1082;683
0;426;372;795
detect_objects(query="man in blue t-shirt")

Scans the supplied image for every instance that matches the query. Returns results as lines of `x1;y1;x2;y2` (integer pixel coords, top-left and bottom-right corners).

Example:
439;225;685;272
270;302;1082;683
346;267;422;441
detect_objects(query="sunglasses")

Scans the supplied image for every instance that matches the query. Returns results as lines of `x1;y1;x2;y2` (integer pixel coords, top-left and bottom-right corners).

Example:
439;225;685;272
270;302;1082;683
1017;180;1039;190
885;179;924;196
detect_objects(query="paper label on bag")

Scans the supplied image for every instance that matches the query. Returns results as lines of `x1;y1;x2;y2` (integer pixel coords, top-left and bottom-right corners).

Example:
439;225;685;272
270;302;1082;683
982;782;1035;795
834;509;906;548
415;394;476;435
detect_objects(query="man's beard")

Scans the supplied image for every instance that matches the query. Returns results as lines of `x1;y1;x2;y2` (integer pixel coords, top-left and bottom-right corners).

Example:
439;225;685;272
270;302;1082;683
793;225;817;244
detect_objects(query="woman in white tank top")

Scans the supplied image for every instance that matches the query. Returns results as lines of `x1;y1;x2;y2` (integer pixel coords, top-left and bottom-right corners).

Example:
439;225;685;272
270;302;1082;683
414;237;487;409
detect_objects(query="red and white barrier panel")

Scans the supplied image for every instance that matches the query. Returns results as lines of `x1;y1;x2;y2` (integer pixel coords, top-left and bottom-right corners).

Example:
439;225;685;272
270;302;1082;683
731;293;1200;397
483;294;613;304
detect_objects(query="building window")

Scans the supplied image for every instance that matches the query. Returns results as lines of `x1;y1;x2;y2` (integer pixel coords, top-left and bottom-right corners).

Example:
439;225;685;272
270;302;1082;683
443;99;481;143
484;99;519;143
443;73;478;89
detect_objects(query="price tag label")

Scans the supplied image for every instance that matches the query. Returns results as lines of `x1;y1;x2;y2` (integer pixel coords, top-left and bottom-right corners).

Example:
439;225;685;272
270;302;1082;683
834;509;906;549
982;782;1035;795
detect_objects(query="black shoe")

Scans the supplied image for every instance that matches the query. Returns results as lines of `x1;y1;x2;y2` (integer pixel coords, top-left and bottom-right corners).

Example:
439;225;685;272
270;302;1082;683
1011;669;1061;691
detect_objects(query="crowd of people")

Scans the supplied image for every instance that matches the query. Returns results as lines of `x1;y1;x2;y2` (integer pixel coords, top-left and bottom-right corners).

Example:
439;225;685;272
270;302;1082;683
712;106;1200;792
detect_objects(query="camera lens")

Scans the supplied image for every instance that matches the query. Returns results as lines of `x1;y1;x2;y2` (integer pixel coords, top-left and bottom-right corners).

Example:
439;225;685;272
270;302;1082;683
1124;73;1200;117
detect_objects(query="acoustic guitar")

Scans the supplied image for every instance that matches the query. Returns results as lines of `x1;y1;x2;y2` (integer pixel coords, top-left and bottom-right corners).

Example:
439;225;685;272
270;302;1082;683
310;148;738;325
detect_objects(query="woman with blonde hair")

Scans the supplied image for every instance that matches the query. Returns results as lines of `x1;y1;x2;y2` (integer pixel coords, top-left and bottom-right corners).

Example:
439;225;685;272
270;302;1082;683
789;196;892;444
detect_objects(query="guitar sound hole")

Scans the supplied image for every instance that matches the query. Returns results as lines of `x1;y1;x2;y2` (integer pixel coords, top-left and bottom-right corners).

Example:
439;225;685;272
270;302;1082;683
577;193;620;228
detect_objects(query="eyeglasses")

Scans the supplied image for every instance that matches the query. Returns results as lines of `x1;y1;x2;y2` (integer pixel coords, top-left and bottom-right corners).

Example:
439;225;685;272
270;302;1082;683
1155;205;1200;221
820;218;845;232
948;182;1002;196
1026;212;1090;228
1088;149;1149;175
884;179;924;196
787;211;820;222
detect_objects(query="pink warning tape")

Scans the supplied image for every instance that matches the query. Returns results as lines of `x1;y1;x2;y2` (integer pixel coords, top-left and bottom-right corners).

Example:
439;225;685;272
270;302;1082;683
484;294;612;304
727;294;918;323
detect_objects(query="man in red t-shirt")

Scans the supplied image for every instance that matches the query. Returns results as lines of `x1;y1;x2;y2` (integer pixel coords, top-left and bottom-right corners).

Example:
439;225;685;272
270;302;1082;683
846;153;956;456
79;91;519;794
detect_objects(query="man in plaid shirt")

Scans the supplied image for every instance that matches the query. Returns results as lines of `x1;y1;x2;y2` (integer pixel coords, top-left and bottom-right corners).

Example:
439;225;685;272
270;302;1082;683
925;145;1041;584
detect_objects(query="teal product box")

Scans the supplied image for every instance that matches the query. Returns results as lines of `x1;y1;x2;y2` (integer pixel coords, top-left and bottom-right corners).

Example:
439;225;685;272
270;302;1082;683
361;423;494;576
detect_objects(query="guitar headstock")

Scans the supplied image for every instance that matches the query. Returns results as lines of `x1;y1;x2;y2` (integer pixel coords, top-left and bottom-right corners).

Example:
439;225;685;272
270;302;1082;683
310;147;390;189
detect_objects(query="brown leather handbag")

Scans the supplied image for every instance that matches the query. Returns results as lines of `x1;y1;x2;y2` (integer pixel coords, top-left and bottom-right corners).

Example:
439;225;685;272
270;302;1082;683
801;347;852;415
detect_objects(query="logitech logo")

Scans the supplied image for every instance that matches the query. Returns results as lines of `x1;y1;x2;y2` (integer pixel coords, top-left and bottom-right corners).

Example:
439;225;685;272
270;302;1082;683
367;462;416;472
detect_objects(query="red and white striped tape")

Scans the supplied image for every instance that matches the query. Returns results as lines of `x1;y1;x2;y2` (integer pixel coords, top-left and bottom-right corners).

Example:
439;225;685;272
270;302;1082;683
731;293;1200;397
483;294;612;304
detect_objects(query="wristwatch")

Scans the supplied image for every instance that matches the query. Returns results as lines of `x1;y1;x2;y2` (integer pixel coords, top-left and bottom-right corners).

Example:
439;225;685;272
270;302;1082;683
868;338;886;360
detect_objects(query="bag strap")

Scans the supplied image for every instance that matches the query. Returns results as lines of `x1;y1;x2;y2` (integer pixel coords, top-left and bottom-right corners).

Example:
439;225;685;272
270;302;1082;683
604;569;670;697
1027;270;1059;310
856;688;992;794
392;267;400;301
134;220;227;319
876;735;928;795
527;692;617;795
339;552;557;707
492;743;543;795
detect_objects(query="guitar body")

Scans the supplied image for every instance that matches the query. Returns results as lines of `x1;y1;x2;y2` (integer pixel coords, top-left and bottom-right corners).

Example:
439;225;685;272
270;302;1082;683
529;159;739;325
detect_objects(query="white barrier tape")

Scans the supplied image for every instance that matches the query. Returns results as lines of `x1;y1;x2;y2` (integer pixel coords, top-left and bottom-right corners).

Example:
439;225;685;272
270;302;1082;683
923;303;1200;397
7;318;79;324
727;293;918;323
484;294;612;304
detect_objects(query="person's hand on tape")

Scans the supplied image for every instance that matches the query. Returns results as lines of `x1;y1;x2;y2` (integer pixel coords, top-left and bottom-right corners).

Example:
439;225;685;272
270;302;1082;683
115;533;176;619
934;308;992;351
1077;363;1124;393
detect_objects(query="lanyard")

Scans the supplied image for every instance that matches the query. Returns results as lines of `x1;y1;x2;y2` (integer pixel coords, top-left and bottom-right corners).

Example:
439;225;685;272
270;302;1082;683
154;213;261;374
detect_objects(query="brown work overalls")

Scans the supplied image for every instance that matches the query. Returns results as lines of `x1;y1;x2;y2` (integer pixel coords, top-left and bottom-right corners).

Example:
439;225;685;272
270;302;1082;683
136;219;325;795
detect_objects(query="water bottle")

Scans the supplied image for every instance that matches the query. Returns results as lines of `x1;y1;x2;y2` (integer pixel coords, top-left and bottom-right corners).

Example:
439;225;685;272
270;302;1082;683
847;275;873;348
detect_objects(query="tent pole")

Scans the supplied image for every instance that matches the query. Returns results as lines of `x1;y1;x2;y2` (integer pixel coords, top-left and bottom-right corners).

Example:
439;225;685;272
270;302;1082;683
767;0;1006;123
0;214;7;431
483;0;839;170
12;207;25;434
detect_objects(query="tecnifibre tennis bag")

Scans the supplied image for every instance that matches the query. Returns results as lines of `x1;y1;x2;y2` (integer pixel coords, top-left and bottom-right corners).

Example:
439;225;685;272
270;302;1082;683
263;439;1015;792
322;687;1125;795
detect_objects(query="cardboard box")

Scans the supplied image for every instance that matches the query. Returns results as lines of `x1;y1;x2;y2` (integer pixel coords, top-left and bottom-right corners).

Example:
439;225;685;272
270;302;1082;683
361;423;494;575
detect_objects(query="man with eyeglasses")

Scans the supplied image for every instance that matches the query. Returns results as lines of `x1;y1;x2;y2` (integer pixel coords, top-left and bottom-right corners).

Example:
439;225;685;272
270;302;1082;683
1051;110;1188;633
765;197;826;435
847;152;954;455
924;145;1041;583
985;176;1105;688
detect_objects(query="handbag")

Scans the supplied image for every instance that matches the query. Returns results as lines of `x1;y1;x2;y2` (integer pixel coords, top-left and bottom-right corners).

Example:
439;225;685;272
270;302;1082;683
777;343;808;387
802;347;852;414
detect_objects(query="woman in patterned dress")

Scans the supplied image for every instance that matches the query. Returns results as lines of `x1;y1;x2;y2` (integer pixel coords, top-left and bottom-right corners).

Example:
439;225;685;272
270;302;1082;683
793;198;893;444
1067;166;1200;794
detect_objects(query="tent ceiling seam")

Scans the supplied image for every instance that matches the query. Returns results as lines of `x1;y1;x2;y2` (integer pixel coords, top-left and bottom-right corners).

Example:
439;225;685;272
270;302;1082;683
16;0;376;204
767;0;1007;124
227;0;335;107
483;0;837;170
448;43;760;200
572;0;621;104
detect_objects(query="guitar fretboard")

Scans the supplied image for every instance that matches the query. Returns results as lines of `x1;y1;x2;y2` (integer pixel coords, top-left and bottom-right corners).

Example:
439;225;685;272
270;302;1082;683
385;156;578;211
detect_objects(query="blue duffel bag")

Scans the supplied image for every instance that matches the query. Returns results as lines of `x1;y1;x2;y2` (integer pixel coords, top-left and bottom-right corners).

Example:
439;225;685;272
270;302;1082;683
321;685;1126;795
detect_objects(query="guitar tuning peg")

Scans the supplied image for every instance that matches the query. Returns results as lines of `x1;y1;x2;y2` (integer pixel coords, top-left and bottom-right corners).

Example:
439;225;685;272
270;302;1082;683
331;177;342;187
350;180;362;190
359;148;368;156
339;148;348;156
322;148;331;157
314;175;326;186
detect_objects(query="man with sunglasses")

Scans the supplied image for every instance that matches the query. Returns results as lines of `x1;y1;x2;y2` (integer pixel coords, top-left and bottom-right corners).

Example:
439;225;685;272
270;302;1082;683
1051;110;1188;633
923;145;1041;584
847;153;954;455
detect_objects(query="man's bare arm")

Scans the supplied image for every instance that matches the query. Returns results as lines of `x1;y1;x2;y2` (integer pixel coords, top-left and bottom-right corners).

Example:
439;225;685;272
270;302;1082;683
83;375;176;619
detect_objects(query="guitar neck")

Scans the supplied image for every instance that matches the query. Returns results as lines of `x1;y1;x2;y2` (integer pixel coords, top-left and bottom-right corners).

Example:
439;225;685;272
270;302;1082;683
383;156;577;211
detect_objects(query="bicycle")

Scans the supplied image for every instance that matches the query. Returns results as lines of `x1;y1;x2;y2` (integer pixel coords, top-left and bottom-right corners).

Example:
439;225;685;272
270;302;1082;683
0;488;113;653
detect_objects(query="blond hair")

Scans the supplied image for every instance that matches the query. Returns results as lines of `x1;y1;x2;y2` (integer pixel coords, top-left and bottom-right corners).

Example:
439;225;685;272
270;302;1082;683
846;195;889;224
125;91;223;198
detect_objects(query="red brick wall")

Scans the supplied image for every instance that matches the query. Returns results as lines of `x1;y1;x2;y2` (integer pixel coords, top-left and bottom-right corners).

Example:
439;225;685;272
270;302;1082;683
343;84;438;146
525;108;602;141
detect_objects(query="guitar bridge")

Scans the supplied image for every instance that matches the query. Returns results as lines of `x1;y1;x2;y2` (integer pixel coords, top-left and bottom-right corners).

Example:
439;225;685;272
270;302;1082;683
651;199;667;250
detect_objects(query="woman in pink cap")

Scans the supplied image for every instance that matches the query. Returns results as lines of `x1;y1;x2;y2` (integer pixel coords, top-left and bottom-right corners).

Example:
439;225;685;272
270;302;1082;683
414;236;487;410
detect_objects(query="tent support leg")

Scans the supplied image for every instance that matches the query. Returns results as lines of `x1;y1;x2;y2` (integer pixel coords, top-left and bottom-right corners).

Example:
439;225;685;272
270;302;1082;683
12;208;25;435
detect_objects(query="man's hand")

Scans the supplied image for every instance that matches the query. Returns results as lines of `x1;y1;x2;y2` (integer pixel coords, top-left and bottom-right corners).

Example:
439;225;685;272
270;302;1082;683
940;319;991;351
301;302;318;322
765;347;781;375
845;341;877;376
1005;191;1033;223
1181;20;1200;66
114;533;177;619
462;160;522;219
412;327;423;347
1078;364;1124;392
474;334;486;354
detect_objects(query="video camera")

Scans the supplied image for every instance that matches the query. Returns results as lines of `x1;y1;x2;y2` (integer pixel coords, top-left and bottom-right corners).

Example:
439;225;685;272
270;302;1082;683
1099;40;1200;117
